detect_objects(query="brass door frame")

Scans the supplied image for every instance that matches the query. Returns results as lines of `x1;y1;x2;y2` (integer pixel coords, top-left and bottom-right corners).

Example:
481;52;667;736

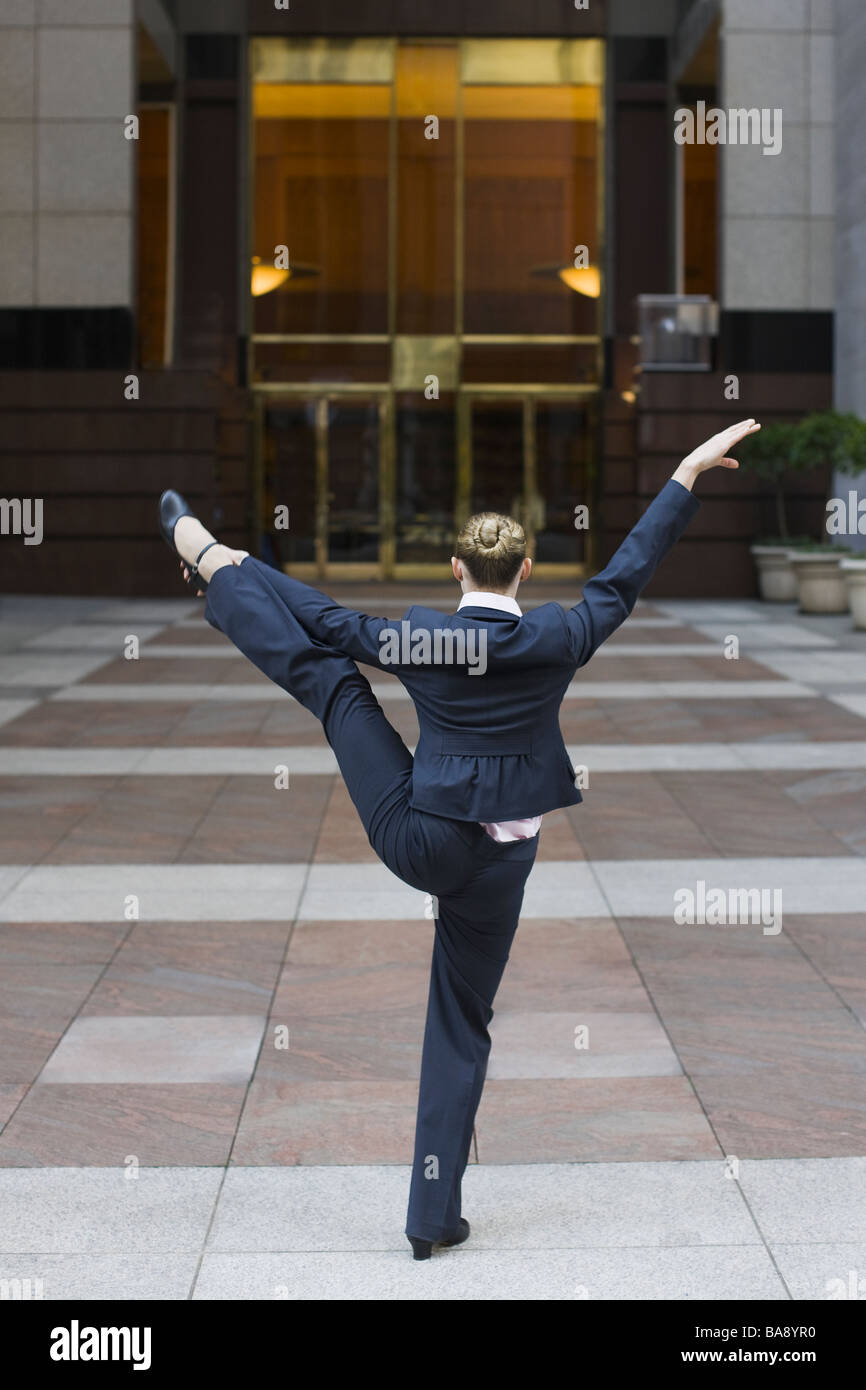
250;36;605;581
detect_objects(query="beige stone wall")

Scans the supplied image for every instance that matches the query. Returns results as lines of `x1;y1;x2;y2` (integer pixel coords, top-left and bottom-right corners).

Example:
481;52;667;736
719;0;835;311
0;0;135;307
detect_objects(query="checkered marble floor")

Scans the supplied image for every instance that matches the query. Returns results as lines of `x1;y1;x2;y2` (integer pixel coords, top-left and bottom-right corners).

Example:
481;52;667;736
0;585;865;1300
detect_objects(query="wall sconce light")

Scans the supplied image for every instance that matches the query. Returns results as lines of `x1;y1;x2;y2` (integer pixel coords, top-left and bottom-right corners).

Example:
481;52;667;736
530;262;602;299
251;257;321;297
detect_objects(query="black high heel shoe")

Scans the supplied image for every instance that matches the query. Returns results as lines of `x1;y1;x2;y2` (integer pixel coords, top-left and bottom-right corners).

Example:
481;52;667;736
408;1218;470;1261
158;490;219;595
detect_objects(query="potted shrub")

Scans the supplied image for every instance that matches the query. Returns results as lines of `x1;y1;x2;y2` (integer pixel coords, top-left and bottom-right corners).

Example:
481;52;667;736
737;422;807;601
789;411;866;614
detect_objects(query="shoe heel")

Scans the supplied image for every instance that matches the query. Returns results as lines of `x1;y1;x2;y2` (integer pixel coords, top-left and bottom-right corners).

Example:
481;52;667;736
408;1237;433;1261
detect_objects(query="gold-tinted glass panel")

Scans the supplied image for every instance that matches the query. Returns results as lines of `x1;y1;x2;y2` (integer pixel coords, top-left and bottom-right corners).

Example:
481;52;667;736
683;110;718;297
462;342;599;385
463;82;601;336
460;38;604;87
254;343;391;385
137;107;171;366
251;37;394;85
395;44;458;335
253;84;390;336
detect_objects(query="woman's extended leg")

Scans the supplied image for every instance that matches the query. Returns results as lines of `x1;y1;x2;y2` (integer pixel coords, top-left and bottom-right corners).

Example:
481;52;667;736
202;557;422;864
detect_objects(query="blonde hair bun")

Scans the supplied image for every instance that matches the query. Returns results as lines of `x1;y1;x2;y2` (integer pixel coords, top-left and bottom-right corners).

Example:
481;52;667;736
455;510;526;589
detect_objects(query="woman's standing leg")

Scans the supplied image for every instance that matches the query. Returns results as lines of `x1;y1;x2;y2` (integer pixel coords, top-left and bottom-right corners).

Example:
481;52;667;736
405;841;538;1242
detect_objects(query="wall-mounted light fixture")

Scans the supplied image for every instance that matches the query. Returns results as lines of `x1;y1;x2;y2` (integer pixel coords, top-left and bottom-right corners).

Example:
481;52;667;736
251;257;321;297
530;262;601;299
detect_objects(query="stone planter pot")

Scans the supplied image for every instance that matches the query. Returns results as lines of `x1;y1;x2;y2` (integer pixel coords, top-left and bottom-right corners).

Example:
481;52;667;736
789;551;849;614
750;544;798;602
840;558;866;630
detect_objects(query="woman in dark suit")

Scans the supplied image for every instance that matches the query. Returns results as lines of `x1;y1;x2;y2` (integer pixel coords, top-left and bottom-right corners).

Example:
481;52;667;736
159;418;759;1259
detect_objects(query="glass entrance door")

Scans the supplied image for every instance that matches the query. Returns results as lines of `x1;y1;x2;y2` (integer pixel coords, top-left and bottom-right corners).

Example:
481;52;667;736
259;388;597;581
257;391;388;580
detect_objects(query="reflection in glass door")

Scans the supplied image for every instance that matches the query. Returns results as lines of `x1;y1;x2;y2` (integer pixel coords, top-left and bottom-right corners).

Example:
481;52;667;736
395;392;456;565
257;399;317;572
466;393;595;572
534;399;596;567
469;398;526;525
327;400;381;565
257;393;385;580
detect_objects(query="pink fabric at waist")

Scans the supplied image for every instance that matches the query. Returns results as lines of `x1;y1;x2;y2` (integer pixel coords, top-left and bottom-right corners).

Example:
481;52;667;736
479;816;543;844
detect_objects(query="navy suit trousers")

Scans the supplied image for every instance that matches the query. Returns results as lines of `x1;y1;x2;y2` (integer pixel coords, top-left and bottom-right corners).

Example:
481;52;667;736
205;556;537;1241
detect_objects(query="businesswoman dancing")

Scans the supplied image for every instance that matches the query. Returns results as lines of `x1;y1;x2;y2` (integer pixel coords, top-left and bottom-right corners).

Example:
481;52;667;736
159;418;759;1260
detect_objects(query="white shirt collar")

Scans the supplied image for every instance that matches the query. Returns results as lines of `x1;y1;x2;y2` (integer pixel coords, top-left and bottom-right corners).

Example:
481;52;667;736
457;590;522;617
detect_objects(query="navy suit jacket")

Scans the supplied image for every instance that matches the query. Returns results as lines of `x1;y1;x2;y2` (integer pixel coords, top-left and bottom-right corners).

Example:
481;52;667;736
281;478;700;822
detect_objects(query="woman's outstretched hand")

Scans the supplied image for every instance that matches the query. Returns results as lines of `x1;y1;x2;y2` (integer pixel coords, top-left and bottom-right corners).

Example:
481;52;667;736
672;418;761;491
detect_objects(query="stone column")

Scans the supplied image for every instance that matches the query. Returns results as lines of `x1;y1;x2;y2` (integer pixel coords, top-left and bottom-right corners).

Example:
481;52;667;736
719;0;834;314
0;0;135;315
